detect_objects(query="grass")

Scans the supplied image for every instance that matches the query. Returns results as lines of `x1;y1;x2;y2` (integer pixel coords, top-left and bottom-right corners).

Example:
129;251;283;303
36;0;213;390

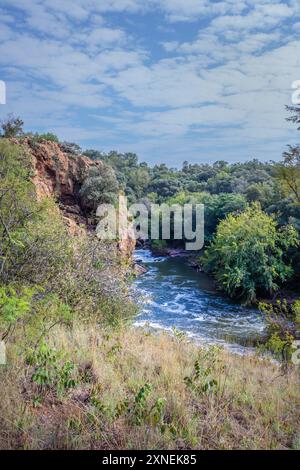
0;323;299;450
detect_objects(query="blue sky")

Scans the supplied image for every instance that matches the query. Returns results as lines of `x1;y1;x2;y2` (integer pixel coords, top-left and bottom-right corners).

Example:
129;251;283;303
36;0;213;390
0;0;299;166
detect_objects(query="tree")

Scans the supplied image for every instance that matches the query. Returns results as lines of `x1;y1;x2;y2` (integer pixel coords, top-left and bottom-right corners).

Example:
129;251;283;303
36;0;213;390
60;141;82;155
275;145;300;203
168;192;248;241
206;171;237;194
245;182;274;208
79;164;119;212
0;114;24;138
127;167;151;200
83;149;104;161
286;104;300;130
147;177;182;202
204;204;298;304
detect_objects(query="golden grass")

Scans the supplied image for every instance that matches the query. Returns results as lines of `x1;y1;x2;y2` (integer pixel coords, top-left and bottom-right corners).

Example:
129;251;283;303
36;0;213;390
0;323;299;450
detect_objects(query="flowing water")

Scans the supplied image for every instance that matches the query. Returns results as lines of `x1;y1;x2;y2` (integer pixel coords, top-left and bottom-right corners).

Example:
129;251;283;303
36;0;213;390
133;249;266;353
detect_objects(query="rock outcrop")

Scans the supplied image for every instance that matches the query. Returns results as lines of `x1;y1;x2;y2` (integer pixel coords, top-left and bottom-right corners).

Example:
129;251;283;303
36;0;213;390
17;138;136;254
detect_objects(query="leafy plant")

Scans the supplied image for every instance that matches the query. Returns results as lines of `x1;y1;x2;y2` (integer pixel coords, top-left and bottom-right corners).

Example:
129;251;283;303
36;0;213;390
79;165;119;213
259;299;300;364
0;286;34;341
26;342;77;396
0;114;24;138
27;132;59;143
204;204;299;303
184;346;221;395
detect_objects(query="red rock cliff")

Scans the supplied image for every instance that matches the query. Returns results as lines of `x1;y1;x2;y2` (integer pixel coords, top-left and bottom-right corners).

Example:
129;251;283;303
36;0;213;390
17;138;135;254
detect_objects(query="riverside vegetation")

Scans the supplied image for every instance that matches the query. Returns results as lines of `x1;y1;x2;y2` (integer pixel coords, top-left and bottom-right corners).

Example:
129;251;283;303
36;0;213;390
0;110;300;449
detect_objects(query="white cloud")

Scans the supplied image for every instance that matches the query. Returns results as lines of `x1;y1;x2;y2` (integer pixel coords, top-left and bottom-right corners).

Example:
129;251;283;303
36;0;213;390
0;0;299;165
84;27;127;47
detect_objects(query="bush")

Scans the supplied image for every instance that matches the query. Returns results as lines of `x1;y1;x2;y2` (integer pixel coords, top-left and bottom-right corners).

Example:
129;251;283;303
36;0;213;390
79;165;119;213
26;341;77;397
204;204;299;303
0;114;24;138
259;299;300;363
27;132;59;143
59;141;82;155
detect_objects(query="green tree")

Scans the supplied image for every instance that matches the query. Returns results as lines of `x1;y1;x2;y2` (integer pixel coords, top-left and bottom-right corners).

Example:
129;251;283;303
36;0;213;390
0;114;24;138
204;204;298;304
147;177;182;202
275;145;300;203
79;164;119;212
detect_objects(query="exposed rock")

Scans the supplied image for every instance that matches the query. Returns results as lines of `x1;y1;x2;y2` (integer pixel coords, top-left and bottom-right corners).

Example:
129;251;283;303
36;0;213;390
15;138;135;255
118;224;136;258
21;137;103;202
133;263;148;276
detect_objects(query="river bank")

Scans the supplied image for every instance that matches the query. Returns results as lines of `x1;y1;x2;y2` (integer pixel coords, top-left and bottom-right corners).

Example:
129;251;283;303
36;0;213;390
133;249;266;353
140;245;300;307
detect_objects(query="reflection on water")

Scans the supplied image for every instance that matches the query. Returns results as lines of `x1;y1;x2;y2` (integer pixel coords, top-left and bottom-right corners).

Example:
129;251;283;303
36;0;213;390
133;249;266;353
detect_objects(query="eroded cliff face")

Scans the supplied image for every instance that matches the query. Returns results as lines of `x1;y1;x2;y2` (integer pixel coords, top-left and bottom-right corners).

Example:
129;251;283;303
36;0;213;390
17;138;135;254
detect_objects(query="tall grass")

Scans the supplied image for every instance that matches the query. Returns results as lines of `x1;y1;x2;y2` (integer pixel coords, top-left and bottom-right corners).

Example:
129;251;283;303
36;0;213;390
1;324;299;450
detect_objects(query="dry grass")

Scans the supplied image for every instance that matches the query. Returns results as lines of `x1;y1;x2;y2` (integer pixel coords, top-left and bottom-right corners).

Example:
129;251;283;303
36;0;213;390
0;323;299;450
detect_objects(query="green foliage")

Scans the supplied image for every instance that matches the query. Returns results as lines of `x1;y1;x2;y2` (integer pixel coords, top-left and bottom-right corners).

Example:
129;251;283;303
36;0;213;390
83;149;104;161
59;141;82;155
147;177;182;202
0;284;75;349
167;191;248;240
79;164;119;212
0;140;39;278
27;342;77;395
131;382;153;425
259;299;300;363
84;150;146;202
0;140;136;332
151;239;168;253
207;170;237;194
275;145;300;204
0;286;34;340
89;379;169;432
184;346;221;395
127;167;151;200
26;132;59;143
204;204;299;303
172;326;187;342
0;114;24;138
245;182;275;208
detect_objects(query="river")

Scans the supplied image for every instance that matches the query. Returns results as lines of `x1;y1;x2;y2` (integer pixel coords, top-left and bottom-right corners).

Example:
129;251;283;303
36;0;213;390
133;249;266;353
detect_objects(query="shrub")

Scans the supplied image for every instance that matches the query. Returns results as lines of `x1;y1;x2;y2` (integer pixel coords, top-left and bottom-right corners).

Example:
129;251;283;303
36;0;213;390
204;204;299;303
27;132;59;143
0;286;34;341
59;141;82;155
259;299;300;363
26;341;77;396
79;165;119;213
0;114;24;138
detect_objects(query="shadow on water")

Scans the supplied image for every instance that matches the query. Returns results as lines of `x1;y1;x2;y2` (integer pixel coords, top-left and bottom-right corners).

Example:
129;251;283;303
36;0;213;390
133;249;266;353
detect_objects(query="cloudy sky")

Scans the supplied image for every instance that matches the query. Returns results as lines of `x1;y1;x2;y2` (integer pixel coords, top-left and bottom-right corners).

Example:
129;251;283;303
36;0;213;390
0;0;299;165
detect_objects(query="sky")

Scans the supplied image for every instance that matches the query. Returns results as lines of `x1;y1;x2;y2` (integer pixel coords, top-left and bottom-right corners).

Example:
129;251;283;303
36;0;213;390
0;0;299;166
